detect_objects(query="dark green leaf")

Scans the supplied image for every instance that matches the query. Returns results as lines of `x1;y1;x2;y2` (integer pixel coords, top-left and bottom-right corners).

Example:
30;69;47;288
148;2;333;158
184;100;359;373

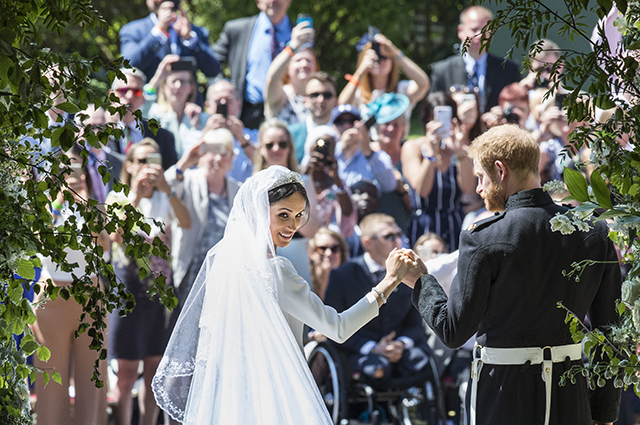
590;170;613;209
564;168;590;202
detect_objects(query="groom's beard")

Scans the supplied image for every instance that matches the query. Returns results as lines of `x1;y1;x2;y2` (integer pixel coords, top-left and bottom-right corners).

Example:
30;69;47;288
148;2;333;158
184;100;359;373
483;179;507;212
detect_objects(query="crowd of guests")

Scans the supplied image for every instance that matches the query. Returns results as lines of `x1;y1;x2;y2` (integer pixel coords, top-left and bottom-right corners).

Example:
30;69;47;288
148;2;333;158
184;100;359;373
31;2;605;424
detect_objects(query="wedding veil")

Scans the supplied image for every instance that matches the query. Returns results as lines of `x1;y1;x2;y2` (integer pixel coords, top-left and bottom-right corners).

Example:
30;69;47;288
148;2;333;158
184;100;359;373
152;166;332;424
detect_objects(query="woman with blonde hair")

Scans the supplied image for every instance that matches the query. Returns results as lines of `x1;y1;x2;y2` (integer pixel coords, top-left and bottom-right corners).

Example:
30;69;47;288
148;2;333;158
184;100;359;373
253;118;300;173
308;227;348;301
146;55;207;157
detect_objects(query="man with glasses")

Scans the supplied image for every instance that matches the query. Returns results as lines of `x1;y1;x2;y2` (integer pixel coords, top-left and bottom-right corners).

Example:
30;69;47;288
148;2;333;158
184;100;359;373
288;71;338;163
331;104;397;195
107;68;178;171
325;213;431;385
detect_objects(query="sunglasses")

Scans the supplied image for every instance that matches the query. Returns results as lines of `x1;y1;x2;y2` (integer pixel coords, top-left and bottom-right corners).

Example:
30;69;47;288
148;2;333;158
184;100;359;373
265;141;289;150
306;91;335;100
315;244;341;254
371;232;402;242
116;87;144;98
334;116;357;127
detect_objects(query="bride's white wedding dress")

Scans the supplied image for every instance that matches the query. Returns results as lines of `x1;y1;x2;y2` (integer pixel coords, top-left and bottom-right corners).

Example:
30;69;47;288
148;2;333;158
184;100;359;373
152;166;379;424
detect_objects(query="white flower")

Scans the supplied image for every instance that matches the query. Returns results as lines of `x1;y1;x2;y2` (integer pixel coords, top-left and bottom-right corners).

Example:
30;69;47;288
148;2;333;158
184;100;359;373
550;213;575;235
622;277;640;305
543;180;567;194
631;300;640;333
608;219;625;234
573;220;591;232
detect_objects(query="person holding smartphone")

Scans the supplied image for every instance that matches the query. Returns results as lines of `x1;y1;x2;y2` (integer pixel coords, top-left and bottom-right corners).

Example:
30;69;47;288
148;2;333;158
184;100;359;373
401;92;475;251
338;30;429;138
145;54;208;158
119;0;220;99
264;16;318;126
105;138;191;425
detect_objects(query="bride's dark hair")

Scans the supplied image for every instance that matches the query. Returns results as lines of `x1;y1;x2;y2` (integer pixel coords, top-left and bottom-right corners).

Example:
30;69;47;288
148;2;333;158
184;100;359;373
268;182;310;224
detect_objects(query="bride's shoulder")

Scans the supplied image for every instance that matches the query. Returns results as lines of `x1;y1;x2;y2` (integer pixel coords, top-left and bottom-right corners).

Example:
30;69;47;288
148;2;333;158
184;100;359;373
270;255;295;270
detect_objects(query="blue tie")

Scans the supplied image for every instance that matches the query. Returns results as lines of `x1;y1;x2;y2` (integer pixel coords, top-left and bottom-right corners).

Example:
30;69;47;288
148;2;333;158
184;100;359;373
468;62;479;89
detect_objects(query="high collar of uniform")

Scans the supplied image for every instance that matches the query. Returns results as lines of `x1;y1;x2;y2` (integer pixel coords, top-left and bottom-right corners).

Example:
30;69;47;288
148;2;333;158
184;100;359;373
505;188;553;211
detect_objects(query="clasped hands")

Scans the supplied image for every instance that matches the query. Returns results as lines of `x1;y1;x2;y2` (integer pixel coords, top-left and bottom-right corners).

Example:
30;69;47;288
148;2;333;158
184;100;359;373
384;248;429;289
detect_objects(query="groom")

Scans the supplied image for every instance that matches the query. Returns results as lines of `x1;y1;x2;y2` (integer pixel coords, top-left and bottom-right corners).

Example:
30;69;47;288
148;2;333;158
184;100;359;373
403;125;621;425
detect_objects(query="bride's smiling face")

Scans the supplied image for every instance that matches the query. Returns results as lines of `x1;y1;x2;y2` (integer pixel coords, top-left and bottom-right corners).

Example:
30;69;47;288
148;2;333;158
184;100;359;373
269;192;306;249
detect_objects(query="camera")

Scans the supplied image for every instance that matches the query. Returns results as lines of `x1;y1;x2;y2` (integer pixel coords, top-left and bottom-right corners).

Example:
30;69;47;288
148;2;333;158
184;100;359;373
502;106;520;124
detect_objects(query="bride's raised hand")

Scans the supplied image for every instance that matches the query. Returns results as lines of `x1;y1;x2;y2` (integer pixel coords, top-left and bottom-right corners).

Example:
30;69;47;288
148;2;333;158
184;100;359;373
400;249;429;289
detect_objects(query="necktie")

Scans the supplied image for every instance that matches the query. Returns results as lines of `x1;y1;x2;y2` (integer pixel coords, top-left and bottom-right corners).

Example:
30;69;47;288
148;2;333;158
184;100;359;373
373;269;386;285
123;126;134;153
468;62;479;89
270;25;278;60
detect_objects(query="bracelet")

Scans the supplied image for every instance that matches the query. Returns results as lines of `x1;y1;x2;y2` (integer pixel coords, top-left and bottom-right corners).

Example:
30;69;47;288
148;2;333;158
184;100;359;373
284;45;295;57
395;51;405;61
167;187;176;198
372;287;387;304
425;155;436;163
51;200;63;211
143;84;156;96
176;167;184;176
349;76;359;87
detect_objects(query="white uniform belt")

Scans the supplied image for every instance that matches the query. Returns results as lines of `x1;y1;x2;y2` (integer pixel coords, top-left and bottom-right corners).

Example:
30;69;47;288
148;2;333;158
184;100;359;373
470;343;582;425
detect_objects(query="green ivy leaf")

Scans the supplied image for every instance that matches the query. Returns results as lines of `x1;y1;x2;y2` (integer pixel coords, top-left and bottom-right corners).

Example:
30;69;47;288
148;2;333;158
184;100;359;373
16;258;36;280
564;168;590;202
21;340;38;355
52;370;62;385
55;101;80;114
590;170;613;209
37;345;51;362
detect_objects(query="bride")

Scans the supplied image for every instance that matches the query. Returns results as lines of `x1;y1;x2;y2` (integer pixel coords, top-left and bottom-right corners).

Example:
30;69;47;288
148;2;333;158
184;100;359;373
152;165;415;424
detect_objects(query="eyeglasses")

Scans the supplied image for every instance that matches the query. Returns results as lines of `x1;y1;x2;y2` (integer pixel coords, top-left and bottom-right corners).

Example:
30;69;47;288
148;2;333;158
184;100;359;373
370;232;402;242
265;141;289;150
116;87;144;97
315;244;341;254
306;91;335;100
334;116;357;127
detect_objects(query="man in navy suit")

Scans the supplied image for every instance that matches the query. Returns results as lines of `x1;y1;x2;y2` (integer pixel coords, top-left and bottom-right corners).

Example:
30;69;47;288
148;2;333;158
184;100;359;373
429;6;520;112
325;213;430;383
212;0;293;129
120;0;220;87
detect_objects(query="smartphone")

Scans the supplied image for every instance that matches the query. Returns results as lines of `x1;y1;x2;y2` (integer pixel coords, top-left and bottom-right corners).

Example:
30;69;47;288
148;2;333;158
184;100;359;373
297;13;313;28
434;105;452;145
146;153;162;166
169;57;196;72
216;101;228;118
315;139;330;165
368;26;382;60
364;115;377;129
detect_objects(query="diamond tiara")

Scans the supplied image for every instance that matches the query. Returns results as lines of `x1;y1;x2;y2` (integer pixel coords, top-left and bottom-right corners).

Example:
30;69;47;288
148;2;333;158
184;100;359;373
269;171;304;190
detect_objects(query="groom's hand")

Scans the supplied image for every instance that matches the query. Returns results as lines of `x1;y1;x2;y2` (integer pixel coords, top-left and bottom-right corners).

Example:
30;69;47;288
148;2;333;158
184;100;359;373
402;251;429;288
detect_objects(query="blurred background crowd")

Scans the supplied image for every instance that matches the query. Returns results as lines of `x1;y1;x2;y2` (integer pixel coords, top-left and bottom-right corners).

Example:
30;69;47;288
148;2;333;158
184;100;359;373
27;1;635;424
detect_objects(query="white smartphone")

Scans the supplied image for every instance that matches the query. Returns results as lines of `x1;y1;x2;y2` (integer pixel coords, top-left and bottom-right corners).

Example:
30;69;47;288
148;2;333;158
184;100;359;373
434;105;452;148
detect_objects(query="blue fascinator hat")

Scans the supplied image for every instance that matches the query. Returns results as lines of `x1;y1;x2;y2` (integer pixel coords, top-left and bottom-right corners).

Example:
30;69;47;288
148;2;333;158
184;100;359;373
365;93;410;124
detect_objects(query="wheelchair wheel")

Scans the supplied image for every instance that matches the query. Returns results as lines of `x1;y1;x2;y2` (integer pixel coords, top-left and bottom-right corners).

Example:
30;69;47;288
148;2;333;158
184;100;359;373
307;342;349;424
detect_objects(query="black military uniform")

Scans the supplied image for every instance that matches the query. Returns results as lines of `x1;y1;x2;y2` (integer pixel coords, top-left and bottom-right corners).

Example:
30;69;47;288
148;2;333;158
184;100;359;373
412;188;621;425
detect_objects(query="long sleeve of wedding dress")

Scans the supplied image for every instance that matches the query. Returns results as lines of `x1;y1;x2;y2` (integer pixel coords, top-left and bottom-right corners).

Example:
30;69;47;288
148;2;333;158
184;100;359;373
274;256;379;349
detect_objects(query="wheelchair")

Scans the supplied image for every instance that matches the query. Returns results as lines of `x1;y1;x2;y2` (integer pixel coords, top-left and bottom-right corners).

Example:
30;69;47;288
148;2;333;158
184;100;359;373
305;341;444;425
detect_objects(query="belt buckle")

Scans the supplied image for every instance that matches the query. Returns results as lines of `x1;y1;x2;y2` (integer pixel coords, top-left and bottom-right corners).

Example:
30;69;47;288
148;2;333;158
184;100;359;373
542;346;552;362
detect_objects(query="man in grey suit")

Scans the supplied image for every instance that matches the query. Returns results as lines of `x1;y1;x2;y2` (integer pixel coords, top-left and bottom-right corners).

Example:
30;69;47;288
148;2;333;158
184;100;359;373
429;6;520;112
212;0;293;129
